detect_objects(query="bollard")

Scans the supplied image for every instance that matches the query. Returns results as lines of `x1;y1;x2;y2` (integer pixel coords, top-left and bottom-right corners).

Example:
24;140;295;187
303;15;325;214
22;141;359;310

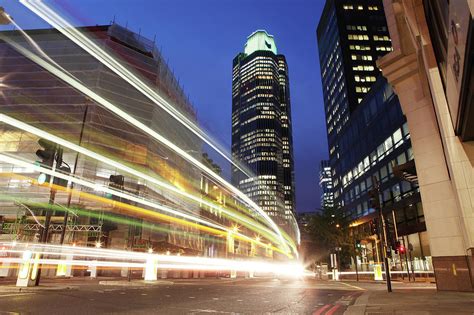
89;262;97;278
121;267;128;277
16;251;39;287
144;255;158;281
0;262;10;277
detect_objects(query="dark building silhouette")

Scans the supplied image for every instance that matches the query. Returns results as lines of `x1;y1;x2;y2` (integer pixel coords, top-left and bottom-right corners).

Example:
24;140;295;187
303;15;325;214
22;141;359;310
317;1;430;273
317;0;392;206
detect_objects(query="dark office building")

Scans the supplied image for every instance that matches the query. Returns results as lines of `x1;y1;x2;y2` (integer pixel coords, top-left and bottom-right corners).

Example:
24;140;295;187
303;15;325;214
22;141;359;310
231;30;296;227
317;1;430;272
336;76;429;271
317;0;392;205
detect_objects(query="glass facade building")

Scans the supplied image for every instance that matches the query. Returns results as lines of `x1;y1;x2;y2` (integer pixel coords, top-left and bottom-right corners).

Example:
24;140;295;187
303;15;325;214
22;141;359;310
231;30;296;230
317;1;431;272
0;24;205;257
317;0;392;205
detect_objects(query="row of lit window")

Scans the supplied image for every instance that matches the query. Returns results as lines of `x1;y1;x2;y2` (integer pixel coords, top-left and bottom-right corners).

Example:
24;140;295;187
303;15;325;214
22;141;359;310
353;65;375;71
376;46;392;51
348;34;369;41
351;54;373;61
355;86;371;93
346;25;367;31
373;35;391;41
350;45;371;51
342;124;409;187
343;5;363;10
354;75;376;82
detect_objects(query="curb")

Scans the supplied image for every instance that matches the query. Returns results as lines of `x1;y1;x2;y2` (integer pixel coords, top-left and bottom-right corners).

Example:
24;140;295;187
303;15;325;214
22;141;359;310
344;291;369;315
98;280;174;286
0;285;78;293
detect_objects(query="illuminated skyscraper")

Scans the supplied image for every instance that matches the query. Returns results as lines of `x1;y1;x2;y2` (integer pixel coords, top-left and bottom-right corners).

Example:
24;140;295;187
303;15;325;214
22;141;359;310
319;160;334;208
231;30;295;227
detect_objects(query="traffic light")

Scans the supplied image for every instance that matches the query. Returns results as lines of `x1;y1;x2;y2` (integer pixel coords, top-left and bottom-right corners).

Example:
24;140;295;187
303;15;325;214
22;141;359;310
368;188;380;210
36;138;56;184
107;175;124;200
369;219;379;235
394;240;406;254
355;240;362;250
109;175;124;188
36;139;56;167
398;243;406;254
53;165;71;188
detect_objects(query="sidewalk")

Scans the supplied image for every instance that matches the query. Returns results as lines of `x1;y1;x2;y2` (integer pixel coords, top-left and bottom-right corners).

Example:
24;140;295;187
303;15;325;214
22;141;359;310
0;276;173;292
345;288;474;314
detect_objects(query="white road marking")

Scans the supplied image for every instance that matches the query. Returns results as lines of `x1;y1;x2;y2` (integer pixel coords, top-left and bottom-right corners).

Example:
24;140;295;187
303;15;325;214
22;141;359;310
0;293;36;298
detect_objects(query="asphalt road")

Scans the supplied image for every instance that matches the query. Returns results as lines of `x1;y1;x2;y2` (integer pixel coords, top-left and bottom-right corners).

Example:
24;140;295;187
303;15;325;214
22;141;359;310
0;278;362;314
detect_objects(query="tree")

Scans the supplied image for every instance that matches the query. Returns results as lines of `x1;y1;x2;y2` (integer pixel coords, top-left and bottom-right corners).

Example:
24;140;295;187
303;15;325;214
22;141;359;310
307;207;355;270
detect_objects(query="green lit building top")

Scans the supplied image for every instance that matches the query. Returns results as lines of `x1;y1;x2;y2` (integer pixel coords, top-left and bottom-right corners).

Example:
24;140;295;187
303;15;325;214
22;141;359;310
244;30;278;55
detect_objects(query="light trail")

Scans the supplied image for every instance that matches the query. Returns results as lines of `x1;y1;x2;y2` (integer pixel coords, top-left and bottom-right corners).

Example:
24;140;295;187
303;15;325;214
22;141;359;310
20;0;252;181
0;153;226;232
0;242;308;277
18;0;294;254
0;36;295;256
0;113;285;248
0;192;227;246
0;161;290;256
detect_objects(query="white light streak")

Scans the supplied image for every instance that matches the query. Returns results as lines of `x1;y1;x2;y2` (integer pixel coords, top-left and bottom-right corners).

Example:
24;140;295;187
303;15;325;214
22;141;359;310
18;0;293;254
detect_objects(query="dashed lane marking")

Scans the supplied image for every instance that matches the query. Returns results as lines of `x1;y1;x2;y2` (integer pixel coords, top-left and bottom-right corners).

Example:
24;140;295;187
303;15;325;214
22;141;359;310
340;282;365;291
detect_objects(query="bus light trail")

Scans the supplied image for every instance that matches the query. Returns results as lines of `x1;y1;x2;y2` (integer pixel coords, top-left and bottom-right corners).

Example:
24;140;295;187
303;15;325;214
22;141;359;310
0;242;309;277
16;1;295;254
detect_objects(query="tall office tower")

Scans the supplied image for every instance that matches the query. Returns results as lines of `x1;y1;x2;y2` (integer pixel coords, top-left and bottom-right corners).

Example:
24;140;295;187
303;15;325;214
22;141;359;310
319;160;334;208
232;30;295;228
317;0;392;207
317;1;429;276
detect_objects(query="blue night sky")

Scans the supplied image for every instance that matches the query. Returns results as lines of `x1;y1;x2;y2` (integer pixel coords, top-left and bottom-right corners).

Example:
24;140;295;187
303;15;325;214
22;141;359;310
1;0;328;213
